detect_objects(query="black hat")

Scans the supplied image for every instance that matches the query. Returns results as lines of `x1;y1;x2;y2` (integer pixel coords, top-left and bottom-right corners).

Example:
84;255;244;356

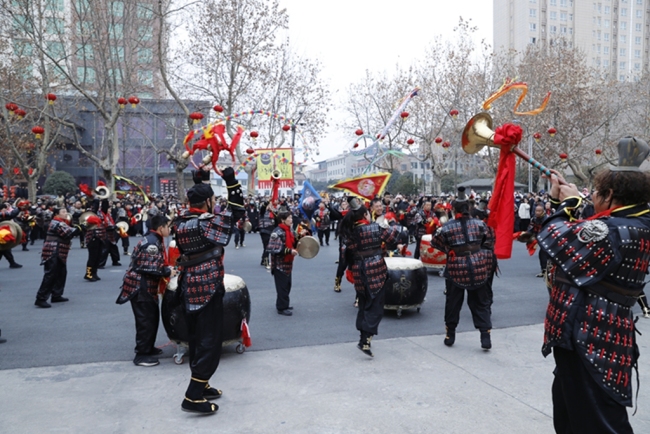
187;183;214;203
611;136;650;172
455;186;468;202
347;196;362;211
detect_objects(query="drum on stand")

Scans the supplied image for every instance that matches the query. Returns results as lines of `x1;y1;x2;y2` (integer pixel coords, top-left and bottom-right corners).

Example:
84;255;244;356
383;257;428;318
161;273;251;364
419;234;446;274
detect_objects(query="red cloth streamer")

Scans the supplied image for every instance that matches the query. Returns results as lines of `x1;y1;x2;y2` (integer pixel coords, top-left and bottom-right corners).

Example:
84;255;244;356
86;215;102;226
79;183;93;197
241;318;252;347
271;177;280;204
487;123;522;259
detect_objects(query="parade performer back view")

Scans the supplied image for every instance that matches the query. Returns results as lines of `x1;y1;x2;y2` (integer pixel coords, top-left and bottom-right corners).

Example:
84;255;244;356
174;167;244;415
429;187;497;350
538;137;650;434
339;197;403;357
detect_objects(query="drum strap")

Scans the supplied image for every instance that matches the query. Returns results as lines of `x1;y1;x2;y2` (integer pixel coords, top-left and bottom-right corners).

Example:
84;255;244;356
355;248;383;259
449;244;481;257
45;236;65;243
554;271;640;308
177;246;223;267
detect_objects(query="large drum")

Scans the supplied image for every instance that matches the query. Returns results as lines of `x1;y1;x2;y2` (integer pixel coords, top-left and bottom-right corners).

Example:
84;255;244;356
383;257;428;318
161;273;251;364
419;234;446;273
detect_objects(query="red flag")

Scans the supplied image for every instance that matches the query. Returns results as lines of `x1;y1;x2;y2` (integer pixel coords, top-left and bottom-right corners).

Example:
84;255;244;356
329;173;391;201
241;318;252;347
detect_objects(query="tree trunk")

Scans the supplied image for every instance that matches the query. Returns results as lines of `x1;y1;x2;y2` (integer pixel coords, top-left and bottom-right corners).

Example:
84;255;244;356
175;166;187;202
27;178;37;202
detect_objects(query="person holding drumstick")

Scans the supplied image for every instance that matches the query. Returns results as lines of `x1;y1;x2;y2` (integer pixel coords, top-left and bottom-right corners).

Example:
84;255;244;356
339;197;403;357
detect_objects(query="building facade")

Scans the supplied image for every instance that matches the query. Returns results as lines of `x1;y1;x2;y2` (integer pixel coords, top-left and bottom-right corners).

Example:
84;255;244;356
494;0;650;81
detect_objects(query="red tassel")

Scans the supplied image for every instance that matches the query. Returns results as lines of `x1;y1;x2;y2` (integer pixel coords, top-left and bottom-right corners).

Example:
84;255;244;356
345;268;354;284
241;318;252;347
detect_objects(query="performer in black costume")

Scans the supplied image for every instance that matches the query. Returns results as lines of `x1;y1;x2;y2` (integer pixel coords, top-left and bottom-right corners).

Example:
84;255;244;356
116;214;175;367
538;137;650;434
34;207;80;308
339;197;402;357
98;199;121;267
429;187;497;350
258;201;276;268
84;199;104;282
174;167;244;415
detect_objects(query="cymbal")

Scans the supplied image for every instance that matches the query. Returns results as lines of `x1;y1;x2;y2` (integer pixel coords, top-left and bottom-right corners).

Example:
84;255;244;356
296;235;319;259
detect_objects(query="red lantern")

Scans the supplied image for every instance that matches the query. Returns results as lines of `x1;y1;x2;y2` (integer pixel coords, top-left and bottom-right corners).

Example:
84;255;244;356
0;167;3;175
127;96;140;108
355;129;364;136
250;131;259;139
533;132;542;142
435;137;443;145
14;108;26;119
28;168;33;176
548;127;557;137
146;185;151;194
595;149;602;155
559;152;568;161
353;143;359;149
213;105;224;113
5;103;17;114
400;111;409;121
245;148;255;155
407;138;415;145
46;93;57;105
442;141;451;149
189;112;204;124
32;125;44;139
117;97;127;108
449;109;459;118
13;167;20;175
282;124;291;132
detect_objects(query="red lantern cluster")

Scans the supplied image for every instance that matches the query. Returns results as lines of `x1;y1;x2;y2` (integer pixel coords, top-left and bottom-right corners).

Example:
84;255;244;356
245;148;255;155
189;112;204;124
533;132;542;142
548;127;557;137
117;97;127;108
250;131;259;139
435;137;443;145
559;152;568;161
442;141;451;149
28;168;33;176
5;103;18;114
13;167;20;175
0;167;3;176
406;138;415;145
32;125;44;139
282;124;291;132
127;96;140;108
14;108;26;119
46;93;57;104
400;111;409;121
213;105;224;113
595;149;602;155
449;109;459;118
355;129;364;136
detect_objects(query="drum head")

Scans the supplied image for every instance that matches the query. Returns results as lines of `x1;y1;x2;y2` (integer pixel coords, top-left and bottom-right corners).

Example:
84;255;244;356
384;257;424;270
0;220;23;251
224;274;246;292
297;236;319;259
421;234;432;242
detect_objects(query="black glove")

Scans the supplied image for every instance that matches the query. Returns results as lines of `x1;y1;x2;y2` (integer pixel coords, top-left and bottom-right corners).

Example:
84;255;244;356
192;169;210;185
220;167;237;187
222;167;244;209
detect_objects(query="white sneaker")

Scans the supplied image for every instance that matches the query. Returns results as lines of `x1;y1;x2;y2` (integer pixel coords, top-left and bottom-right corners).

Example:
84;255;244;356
236;245;240;249
643;308;650;318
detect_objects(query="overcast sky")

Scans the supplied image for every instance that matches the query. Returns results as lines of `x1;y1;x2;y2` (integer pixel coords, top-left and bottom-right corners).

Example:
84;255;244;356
278;0;494;162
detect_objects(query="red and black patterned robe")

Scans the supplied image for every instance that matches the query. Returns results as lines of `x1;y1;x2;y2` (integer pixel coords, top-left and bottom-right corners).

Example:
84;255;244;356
116;232;170;304
41;218;79;264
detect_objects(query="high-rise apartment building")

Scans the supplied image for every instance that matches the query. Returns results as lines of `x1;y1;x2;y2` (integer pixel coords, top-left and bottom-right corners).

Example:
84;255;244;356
494;0;649;81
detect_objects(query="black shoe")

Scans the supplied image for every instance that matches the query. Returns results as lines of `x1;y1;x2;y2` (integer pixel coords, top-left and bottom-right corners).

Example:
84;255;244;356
133;356;160;367
51;296;69;303
94;275;101;281
203;385;223;401
35;300;51;308
148;347;163;356
181;398;218;415
326;243;329;246
112;262;121;266
84;275;98;282
22;247;28;251
480;331;492;350
0;338;6;344
444;327;456;347
357;335;373;357
277;309;293;316
287;306;294;310
9;263;22;269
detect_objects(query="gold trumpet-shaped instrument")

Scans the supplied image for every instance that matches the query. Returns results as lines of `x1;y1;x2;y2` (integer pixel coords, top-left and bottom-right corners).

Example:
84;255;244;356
271;169;282;180
79;211;100;228
462;112;568;185
116;221;129;238
95;185;110;200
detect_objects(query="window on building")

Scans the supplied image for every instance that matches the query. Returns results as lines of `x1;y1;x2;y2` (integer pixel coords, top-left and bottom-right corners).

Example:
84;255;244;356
636;23;642;32
76;20;93;35
561;26;567;34
604;33;610;41
635;49;641;58
77;66;96;83
604;19;610;28
13;41;33;57
530;37;536;44
597;31;601;40
137;3;154;19
550;11;557;20
569;14;573;22
620;48;626;56
550;25;557;34
620;74;626;81
621;35;627;43
636;9;643;18
111;1;124;16
411;162;417;169
46;16;64;34
560;0;566;6
560;12;567;21
637;0;643;5
530;0;536;2
108;68;123;85
621;22;627;30
530;8;537;17
550;0;556;5
636;36;641;45
635;62;641;70
110;23;123;39
111;46;124;61
46;41;65;59
605;6;610;14
138;48;152;64
569;27;573;35
138;26;153;41
76;43;93;60
604;46;610;54
621;8;628;16
138;70;153;86
48;0;65;12
620;61;626;68
604;60;609;67
530;22;537;31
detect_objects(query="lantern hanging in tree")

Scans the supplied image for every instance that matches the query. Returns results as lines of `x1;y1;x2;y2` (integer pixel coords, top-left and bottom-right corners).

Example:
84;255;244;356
533;132;542;142
595;149;602;156
282;124;291;132
559;152;568;162
355;129;363;136
127;96;140;108
213;105;224;113
46;93;57;105
14;108;26;119
442;141;451;150
118;97;127;108
548;127;557;137
250;131;259;140
189;112;204;124
32;125;44;139
406;138;415;145
245;148;255;155
28;168;33;176
5;103;17;114
13;167;20;175
435;137;443;145
0;167;3;175
400;111;409;121
449;109;459;119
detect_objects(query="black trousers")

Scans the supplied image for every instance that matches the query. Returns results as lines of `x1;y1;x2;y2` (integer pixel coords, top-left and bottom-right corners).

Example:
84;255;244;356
121;236;129;253
444;280;492;331
413;234;424;259
273;270;292;311
336;245;348;279
185;293;224;380
356;286;385;336
86;238;102;275
99;240;120;267
130;291;160;356
317;228;330;245
552;347;633;434
539;249;550;274
260;232;271;262
36;257;67;301
0;250;17;266
234;229;246;246
21;228;30;248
